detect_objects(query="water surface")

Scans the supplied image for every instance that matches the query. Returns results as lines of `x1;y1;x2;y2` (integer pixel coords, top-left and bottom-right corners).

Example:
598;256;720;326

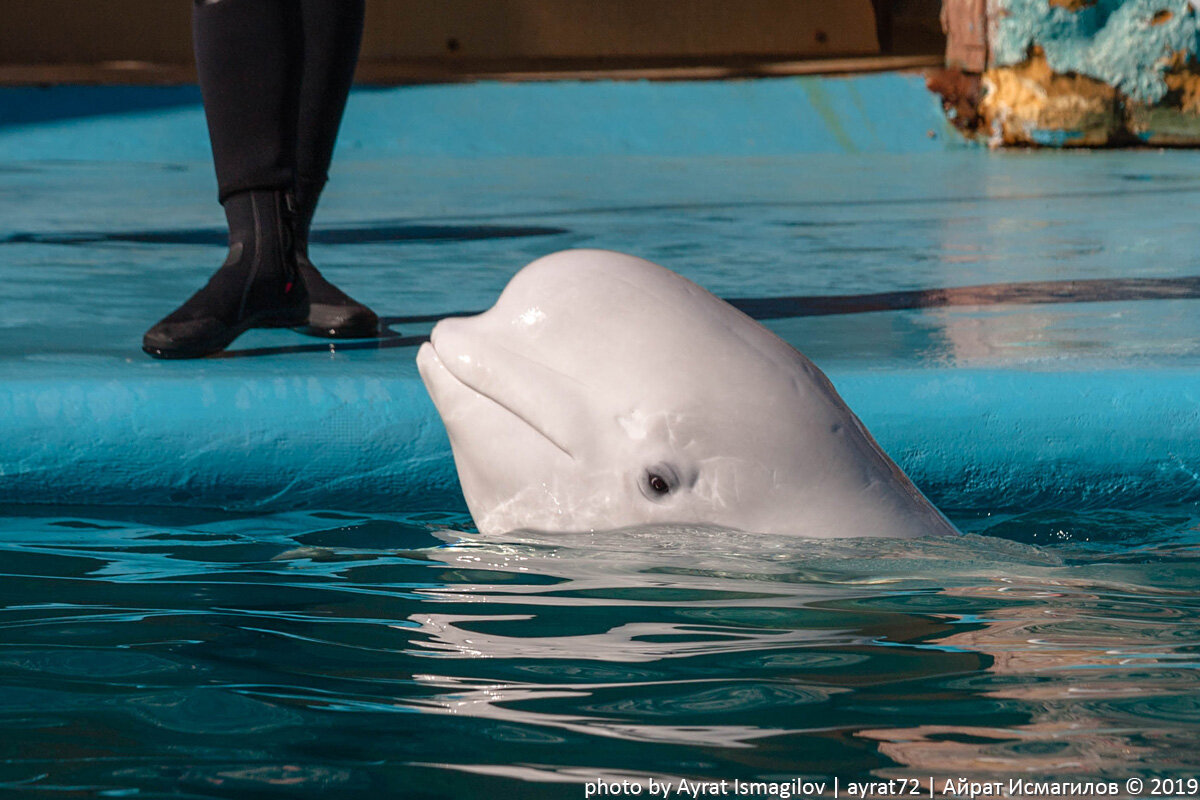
1;505;1198;797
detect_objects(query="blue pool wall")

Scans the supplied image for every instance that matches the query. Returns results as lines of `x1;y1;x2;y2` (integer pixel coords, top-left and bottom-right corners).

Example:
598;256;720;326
4;73;1198;517
6;366;1200;514
0;72;960;162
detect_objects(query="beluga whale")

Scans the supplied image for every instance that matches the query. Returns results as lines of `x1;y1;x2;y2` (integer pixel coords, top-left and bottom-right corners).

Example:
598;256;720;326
417;249;959;538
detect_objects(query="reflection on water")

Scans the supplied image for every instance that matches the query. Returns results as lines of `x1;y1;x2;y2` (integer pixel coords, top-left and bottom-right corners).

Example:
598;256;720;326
0;506;1198;796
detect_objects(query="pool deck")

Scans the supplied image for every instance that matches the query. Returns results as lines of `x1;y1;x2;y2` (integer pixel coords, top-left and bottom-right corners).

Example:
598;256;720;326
3;73;1200;515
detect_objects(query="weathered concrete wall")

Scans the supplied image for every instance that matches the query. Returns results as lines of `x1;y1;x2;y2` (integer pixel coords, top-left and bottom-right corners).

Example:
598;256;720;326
936;0;1200;146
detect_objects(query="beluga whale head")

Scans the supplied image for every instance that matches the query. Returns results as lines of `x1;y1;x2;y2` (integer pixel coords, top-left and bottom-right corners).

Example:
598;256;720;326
417;249;958;538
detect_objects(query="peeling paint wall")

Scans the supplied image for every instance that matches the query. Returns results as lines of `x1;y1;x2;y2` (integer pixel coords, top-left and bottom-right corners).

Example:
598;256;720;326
980;47;1121;144
991;0;1197;103
938;0;1200;145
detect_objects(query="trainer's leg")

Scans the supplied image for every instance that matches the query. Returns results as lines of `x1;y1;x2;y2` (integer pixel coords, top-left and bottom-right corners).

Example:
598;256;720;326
296;0;364;210
198;0;303;201
143;0;307;359
293;0;379;339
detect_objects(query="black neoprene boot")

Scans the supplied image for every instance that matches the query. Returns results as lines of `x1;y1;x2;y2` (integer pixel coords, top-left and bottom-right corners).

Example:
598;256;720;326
142;189;308;358
292;177;379;339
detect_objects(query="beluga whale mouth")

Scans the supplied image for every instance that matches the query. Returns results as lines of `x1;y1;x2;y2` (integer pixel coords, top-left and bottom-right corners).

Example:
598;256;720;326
419;330;577;460
416;249;960;540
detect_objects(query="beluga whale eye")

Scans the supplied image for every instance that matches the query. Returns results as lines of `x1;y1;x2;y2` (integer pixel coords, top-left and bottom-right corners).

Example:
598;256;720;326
639;464;680;501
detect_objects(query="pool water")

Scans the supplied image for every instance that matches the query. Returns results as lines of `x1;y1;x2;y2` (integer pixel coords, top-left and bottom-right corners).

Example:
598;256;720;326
2;504;1198;797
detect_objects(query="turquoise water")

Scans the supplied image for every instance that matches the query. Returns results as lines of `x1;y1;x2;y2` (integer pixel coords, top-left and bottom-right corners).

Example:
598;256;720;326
2;505;1198;797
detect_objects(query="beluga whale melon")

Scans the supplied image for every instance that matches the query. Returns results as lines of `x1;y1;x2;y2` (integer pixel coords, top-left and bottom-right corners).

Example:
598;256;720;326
417;249;958;538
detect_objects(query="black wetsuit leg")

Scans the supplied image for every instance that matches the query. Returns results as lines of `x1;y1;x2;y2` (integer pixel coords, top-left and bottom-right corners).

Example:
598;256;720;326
143;0;376;358
195;0;303;202
143;0;307;358
293;0;379;339
296;0;365;212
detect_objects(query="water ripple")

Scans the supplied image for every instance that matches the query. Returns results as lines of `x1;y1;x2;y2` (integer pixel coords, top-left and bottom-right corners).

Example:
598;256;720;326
0;506;1198;795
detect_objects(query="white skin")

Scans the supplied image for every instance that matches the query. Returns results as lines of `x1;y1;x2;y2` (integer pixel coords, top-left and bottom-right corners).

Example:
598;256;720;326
417;249;959;538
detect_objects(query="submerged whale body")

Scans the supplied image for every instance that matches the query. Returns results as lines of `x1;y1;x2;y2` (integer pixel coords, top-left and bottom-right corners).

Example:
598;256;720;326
417;249;958;538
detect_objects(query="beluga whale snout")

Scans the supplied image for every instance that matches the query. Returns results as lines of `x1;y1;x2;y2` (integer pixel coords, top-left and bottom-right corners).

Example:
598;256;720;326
417;249;959;538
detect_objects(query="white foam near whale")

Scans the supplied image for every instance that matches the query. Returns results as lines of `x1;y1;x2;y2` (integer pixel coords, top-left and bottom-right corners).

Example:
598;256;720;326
416;249;959;538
